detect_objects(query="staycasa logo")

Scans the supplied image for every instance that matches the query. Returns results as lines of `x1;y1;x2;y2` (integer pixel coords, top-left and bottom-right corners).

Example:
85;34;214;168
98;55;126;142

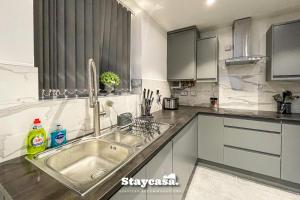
121;173;179;188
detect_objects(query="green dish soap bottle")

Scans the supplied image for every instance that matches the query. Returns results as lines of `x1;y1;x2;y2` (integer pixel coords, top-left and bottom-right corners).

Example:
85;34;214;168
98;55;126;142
27;118;47;155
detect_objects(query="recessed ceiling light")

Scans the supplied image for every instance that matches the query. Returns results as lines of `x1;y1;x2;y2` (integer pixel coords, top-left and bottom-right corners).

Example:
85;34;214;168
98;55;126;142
206;0;215;6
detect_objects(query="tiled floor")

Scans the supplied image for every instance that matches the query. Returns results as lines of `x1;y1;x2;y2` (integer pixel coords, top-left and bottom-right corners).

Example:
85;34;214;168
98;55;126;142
186;166;300;200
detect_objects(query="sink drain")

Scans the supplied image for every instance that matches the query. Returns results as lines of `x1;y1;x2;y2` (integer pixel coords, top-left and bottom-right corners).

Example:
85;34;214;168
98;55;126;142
90;168;108;180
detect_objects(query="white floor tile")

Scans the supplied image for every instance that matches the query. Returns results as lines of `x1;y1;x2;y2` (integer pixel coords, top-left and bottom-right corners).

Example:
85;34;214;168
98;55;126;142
185;166;300;200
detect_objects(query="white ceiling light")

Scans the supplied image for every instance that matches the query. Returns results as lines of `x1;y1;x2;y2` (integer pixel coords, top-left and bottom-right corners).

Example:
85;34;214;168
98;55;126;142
206;0;215;6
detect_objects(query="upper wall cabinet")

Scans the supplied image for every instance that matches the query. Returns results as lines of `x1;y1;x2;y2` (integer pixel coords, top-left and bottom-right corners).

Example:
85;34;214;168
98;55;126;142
197;37;218;82
266;20;300;81
167;27;198;80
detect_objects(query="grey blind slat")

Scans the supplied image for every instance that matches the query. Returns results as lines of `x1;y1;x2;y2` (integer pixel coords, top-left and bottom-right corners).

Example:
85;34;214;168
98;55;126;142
98;0;106;75
43;0;50;91
57;0;65;91
34;0;44;96
127;11;131;89
65;0;76;90
76;0;85;90
34;0;131;98
93;0;101;82
102;0;112;72
109;0;118;73
122;8;128;89
116;3;123;87
49;0;55;89
84;0;93;90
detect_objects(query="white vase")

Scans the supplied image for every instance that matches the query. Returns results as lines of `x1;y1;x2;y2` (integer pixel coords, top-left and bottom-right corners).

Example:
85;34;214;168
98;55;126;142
105;84;114;94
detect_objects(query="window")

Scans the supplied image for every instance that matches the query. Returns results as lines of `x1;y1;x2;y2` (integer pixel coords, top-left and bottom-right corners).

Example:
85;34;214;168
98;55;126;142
34;0;131;98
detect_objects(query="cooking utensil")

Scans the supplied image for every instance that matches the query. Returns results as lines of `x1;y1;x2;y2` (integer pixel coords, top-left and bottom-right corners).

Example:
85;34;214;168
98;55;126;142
143;89;146;99
146;89;150;99
273;94;282;102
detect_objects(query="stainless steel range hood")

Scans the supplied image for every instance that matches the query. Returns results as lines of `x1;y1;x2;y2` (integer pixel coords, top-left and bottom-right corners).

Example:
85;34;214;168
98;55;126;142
225;17;263;66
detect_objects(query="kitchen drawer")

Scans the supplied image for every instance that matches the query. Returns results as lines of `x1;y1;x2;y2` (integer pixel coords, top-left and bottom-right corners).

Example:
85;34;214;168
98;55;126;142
224;127;281;155
224;146;280;178
224;118;281;132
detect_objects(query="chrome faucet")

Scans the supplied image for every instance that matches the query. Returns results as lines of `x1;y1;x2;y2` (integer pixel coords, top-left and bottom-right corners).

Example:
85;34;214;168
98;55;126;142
88;58;105;136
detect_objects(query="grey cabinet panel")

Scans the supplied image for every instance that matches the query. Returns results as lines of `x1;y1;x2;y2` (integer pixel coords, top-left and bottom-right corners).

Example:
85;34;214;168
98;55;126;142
224;146;280;178
196;37;218;82
173;118;197;200
198;115;223;163
167;28;197;80
282;123;300;184
267;20;300;80
224;127;281;155
110;167;147;200
147;142;173;200
224;118;281;132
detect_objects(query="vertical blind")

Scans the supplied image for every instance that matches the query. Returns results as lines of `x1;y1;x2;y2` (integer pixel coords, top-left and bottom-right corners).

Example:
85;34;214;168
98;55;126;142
34;0;131;98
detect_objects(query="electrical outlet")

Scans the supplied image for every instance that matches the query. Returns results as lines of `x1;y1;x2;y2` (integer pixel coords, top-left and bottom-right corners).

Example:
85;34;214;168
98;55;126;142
180;91;188;96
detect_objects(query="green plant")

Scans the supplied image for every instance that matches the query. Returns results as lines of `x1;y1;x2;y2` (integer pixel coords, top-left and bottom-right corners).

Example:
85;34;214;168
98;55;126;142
100;71;120;86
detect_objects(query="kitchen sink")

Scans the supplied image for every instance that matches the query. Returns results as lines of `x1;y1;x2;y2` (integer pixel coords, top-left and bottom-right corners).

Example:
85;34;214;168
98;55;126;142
26;122;173;196
102;131;144;147
26;138;134;196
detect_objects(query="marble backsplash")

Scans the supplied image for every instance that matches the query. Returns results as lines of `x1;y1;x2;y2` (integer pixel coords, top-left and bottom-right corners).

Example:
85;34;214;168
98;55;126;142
219;60;300;112
172;82;218;107
0;63;123;162
173;59;300;113
0;94;141;163
0;62;172;163
142;79;171;112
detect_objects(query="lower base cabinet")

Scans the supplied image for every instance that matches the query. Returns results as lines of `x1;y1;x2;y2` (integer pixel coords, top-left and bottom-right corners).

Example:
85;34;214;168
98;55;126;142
198;115;223;164
110;167;147;200
147;142;173;200
110;142;173;200
173;118;198;200
224;146;280;178
282;123;300;184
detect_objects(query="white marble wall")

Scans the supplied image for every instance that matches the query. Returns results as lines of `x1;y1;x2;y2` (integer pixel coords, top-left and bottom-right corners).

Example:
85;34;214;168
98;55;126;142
0;94;140;163
0;63;38;110
0;63;141;163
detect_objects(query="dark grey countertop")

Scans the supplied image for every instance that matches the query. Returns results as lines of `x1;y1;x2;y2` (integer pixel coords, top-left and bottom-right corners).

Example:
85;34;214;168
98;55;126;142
183;106;300;122
0;106;300;200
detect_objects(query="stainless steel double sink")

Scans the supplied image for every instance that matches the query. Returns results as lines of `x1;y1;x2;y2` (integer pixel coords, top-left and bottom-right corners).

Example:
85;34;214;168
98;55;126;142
26;123;172;196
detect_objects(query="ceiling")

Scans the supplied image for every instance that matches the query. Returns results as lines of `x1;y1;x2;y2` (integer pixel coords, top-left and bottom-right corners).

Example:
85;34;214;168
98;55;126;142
132;0;300;31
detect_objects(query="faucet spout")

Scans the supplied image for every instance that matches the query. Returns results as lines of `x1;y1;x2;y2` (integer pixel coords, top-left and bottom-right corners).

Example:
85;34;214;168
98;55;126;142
88;58;101;136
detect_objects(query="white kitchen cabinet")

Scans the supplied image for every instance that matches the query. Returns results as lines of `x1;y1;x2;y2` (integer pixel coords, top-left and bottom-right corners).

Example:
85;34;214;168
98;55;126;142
198;115;223;163
173;118;198;200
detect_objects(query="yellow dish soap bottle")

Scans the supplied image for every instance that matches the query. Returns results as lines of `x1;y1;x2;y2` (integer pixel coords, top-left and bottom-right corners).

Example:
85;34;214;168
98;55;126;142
27;118;47;155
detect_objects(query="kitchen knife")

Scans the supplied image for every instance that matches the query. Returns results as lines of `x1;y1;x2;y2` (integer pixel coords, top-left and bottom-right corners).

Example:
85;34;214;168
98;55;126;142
149;91;153;100
143;89;146;99
146;89;150;100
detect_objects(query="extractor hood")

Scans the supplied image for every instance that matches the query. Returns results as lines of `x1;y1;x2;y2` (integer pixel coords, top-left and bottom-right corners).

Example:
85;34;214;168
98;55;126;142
225;17;263;66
